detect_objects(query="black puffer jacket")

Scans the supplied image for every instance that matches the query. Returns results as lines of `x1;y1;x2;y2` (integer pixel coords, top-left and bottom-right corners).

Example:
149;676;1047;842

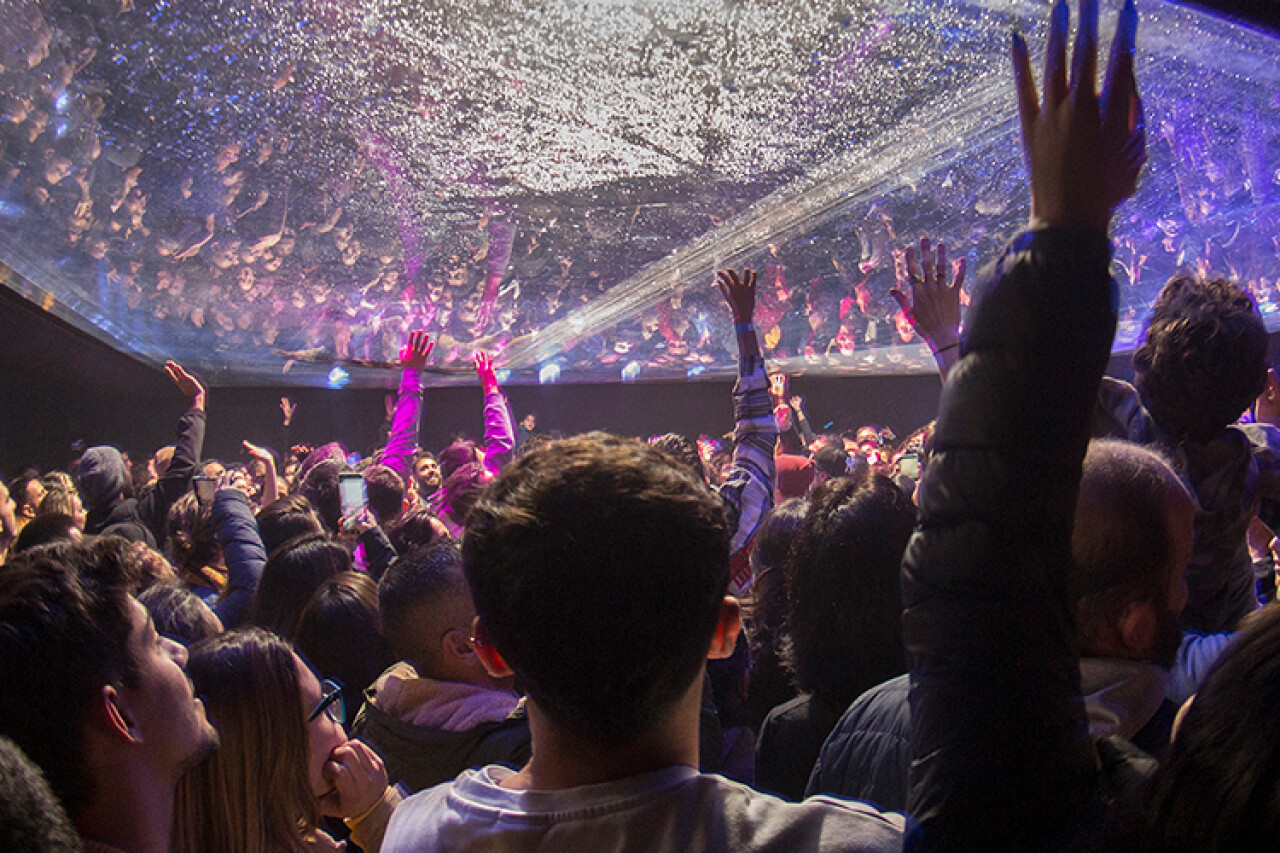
902;228;1116;851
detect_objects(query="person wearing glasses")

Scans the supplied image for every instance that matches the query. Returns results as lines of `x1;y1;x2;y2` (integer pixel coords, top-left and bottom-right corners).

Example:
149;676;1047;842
172;629;402;852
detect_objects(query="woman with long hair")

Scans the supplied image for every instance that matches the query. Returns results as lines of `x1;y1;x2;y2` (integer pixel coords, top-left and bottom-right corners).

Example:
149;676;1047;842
173;629;400;852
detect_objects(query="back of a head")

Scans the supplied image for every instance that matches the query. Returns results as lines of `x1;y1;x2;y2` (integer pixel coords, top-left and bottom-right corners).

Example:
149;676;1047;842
437;441;478;481
250;532;351;639
256;495;323;555
1072;440;1193;662
0;736;81;853
747;498;809;641
1134;275;1268;443
11;513;78;555
1144;604;1280;852
166;492;219;585
0;544;138;817
378;541;471;676
441;462;486;524
812;436;853;480
647;432;705;482
363;464;406;525
295;572;393;710
75;446;131;511
138;582;223;646
173;628;317;853
298;460;346;533
786;475;914;711
464;432;730;744
386;507;445;554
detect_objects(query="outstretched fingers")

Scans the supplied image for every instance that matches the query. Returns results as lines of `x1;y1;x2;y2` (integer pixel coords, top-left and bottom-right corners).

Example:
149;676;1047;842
1043;0;1071;110
1069;0;1099;103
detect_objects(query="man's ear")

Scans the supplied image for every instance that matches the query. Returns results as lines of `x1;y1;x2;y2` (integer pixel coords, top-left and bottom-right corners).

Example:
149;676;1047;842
1117;600;1157;660
707;596;742;661
470;615;513;678
441;627;476;664
95;685;140;744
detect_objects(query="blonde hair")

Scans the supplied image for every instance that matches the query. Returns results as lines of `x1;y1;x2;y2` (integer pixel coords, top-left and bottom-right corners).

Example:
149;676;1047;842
172;629;321;853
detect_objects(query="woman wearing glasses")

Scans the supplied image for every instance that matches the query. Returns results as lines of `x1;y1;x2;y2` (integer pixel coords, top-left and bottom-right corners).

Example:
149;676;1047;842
173;629;401;852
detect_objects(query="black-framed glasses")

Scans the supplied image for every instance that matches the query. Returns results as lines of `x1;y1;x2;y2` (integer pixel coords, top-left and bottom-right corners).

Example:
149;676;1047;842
307;678;345;726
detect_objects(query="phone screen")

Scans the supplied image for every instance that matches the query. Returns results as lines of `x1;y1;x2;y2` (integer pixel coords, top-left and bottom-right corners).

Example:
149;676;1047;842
339;474;367;516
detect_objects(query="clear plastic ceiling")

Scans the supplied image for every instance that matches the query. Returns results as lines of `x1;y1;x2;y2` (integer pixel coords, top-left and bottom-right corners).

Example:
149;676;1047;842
1;0;1277;386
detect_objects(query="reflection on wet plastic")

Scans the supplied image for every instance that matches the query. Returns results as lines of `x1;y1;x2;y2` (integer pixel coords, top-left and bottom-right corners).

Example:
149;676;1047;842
0;0;1276;386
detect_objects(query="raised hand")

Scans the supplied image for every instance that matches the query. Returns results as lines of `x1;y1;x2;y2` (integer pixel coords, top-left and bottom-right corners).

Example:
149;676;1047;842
890;238;965;351
165;361;206;410
399;330;434;371
474;350;499;394
1011;0;1144;230
279;397;297;426
716;268;757;326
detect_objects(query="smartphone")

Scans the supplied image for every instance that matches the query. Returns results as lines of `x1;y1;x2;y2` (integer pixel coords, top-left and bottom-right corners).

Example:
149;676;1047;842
339;472;367;517
896;452;921;481
193;475;216;506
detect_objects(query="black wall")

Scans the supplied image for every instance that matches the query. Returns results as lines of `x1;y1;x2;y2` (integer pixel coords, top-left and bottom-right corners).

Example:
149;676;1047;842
1;287;954;474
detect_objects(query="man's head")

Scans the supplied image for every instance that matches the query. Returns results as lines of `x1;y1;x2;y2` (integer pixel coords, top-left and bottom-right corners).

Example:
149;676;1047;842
363;464;406;526
413;451;442;496
255;495;323;556
1072;440;1195;668
76;446;131;511
0;543;216;821
379;541;498;686
8;474;46;523
1134;275;1268;443
463;432;736;745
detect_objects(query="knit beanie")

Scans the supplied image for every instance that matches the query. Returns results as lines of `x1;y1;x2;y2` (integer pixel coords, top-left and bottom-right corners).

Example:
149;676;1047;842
76;446;129;510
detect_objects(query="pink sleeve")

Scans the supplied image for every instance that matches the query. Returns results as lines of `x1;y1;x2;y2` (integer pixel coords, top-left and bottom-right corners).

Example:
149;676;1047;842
480;388;515;477
382;367;423;485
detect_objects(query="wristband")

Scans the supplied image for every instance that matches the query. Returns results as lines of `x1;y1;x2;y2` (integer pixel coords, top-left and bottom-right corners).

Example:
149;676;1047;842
734;322;754;334
931;342;959;356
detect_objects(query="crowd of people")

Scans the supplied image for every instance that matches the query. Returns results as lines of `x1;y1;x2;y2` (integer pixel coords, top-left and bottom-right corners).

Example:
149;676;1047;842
2;0;1277;384
6;1;1280;851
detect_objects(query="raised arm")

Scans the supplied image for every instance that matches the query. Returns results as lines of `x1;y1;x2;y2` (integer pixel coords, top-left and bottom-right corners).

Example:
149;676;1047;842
139;361;208;549
243;440;279;507
211;470;267;631
381;331;433;485
476;351;516;478
903;1;1144;849
714;268;778;568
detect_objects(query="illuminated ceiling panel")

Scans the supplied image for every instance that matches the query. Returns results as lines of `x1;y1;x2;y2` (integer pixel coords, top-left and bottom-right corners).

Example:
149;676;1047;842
0;0;1276;386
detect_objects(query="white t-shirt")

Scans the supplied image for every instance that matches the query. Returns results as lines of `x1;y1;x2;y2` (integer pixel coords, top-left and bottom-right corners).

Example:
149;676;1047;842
382;764;904;852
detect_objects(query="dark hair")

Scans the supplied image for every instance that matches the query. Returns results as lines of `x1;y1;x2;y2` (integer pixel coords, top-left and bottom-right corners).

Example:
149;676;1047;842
0;735;81;853
1143;604;1280;851
138;582;223;646
1134;275;1268;443
386;506;444;554
255;495;323;555
0;544;141;814
363;464;405;525
785;476;913;711
648;433;705;481
7;473;41;513
298;460;346;533
166;492;222;591
441;461;485;527
378;541;469;670
811;437;851;479
464;432;730;744
437;441;478;481
295;572;393;719
11;513;77;554
250;532;351;639
1073;440;1192;663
